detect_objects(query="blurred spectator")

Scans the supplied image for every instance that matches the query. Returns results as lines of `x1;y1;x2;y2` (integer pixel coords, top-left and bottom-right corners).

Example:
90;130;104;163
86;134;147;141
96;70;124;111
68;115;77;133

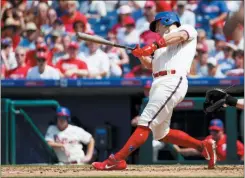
18;22;38;50
111;5;132;34
209;34;225;60
225;1;242;16
72;16;89;54
41;8;58;35
104;31;129;77
117;16;140;46
155;0;172;12
27;52;60;79
188;55;200;78
226;50;244;77
1;7;25;32
25;41;53;67
47;30;63;49
173;119;244;161
1;18;21;50
223;2;243;43
55;1;68;18
196;45;209;77
61;1;88;33
1;65;6;79
128;1;146;10
185;0;198;12
48;8;58;26
52;44;65;65
124;64;152;78
6;47;29;79
79;0;107;19
136;1;156;35
1;38;17;71
207;57;225;78
73;16;87;34
224;2;244;50
57;34;73;61
197;29;212;52
82;41;110;79
45;19;66;47
52;18;66;33
104;1;120;12
195;0;228;39
218;43;236;74
175;1;195;27
55;42;88;79
35;2;49;29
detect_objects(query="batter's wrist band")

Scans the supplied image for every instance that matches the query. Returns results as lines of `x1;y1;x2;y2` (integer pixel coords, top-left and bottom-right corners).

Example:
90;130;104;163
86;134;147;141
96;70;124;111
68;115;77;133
156;38;167;48
226;95;238;106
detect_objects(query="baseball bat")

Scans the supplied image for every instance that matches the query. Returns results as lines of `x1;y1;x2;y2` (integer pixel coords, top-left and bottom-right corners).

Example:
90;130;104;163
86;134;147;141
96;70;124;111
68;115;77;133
76;32;134;50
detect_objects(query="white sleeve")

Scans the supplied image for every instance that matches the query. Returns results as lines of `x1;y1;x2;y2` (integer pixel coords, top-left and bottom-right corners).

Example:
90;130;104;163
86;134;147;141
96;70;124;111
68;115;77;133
178;24;197;41
76;127;92;145
45;126;56;142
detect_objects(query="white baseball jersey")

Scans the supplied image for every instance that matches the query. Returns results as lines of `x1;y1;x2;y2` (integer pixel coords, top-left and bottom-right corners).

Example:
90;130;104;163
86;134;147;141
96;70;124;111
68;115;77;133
45;124;92;163
27;65;60;80
152;24;197;76
82;48;110;79
138;24;197;140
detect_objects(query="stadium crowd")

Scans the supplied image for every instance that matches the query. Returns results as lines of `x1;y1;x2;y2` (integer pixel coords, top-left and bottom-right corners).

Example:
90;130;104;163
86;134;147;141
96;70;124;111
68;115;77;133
1;0;244;80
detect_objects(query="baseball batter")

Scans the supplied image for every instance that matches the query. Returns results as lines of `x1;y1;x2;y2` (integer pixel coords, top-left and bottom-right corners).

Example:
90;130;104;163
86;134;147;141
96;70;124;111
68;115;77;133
92;11;216;170
45;107;95;164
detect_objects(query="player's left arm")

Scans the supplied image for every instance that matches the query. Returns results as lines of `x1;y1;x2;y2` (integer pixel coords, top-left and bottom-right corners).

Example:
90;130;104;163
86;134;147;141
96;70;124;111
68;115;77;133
78;127;95;163
84;137;95;162
132;25;197;58
163;25;197;46
163;31;190;45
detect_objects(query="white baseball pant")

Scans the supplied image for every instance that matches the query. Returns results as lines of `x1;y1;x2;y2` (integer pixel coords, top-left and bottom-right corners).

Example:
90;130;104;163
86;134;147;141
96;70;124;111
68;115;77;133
138;75;188;140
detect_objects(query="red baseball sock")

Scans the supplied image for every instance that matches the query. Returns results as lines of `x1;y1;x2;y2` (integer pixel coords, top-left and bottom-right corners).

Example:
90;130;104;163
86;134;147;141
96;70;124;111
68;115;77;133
114;126;151;160
161;129;203;151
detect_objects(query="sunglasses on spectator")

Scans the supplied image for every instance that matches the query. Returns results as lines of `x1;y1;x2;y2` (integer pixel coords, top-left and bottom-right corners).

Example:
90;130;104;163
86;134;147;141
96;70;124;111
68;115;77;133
125;24;134;28
15;53;25;57
26;30;36;34
35;41;43;45
37;48;47;52
37;58;46;63
223;47;232;51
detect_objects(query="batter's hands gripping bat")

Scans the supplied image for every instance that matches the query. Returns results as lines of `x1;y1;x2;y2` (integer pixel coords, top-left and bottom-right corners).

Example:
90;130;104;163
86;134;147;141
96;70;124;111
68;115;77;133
76;32;134;50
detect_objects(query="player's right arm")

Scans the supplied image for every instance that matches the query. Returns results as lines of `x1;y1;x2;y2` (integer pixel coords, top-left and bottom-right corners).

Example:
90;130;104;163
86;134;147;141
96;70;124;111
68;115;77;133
173;145;201;157
47;141;64;149
45;126;64;149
